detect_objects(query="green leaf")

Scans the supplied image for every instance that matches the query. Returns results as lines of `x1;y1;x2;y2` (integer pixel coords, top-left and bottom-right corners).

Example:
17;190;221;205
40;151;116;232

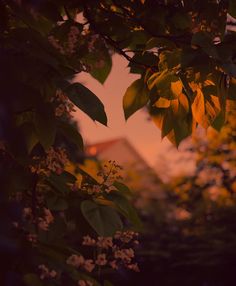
181;48;197;68
91;55;112;84
191;89;205;126
160;109;192;146
167;117;192;147
40;215;67;243
162;110;173;138
151;108;165;130
23;274;43;286
222;62;236;77
105;192;142;229
21;123;38;154
147;69;179;98
191;89;220;128
46;194;68;211
145;37;176;50
34;103;56;150
171;11;190;30
47;173;72;194
228;77;236;100
38;243;68;264
171;80;183;97
104;280;114;286
82;37;112;84
58;120;84;150
86;50;112;84
61;171;77;183
81;200;123;236
155;97;171;108
9;3;53;35
128;52;158;74
113;181;132;196
179;93;189;112
123;79;149;120
191;32;217;58
211;111;225;131
77;166;100;184
158;50;181;71
65;83;107;126
128;30;149;50
164;122;187;147
229;0;236;18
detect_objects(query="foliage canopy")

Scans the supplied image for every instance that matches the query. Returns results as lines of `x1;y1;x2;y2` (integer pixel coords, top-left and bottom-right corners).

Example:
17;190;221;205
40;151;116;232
2;0;236;285
2;1;236;145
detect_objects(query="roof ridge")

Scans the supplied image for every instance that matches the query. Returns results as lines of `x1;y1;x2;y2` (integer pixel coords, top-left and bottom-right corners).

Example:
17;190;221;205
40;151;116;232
86;137;125;148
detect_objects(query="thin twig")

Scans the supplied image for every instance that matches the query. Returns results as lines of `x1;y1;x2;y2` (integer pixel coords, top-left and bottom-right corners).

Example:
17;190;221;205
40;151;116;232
111;0;189;45
64;5;72;20
83;6;157;71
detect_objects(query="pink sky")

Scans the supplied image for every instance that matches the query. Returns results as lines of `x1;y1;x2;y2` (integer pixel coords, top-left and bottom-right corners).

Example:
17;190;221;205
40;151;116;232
74;54;195;177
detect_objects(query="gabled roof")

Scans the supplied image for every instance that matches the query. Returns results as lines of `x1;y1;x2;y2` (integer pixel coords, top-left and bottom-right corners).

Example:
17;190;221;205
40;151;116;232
86;138;123;155
85;137;151;168
85;137;164;195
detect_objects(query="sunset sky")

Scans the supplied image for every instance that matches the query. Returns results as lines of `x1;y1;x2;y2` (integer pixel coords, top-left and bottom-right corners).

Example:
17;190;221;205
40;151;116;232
74;54;195;177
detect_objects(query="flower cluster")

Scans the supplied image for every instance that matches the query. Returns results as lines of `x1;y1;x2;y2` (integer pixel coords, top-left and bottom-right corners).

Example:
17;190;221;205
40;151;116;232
22;207;54;236
66;231;140;276
98;161;123;181
67;25;80;54
114;230;139;244
38;208;54;231
85;184;103;195
30;147;68;176
27;233;37;243
189;8;226;38
78;280;93;286
114;248;134;263
21;208;36;241
66;254;95;273
45;147;68;173
77;161;123;196
96;236;113;249
97;161;123;188
48;25;80;55
52;89;76;118
38;264;57;280
80;183;113;196
82;235;96;246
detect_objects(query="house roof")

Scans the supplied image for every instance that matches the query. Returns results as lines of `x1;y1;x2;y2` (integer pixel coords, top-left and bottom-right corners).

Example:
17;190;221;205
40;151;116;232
85;137;164;195
85;137;151;168
86;138;123;155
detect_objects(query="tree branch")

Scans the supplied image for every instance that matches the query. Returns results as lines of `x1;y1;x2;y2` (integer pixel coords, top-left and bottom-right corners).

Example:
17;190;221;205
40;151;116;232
64;5;72;20
83;6;157;72
111;0;190;45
